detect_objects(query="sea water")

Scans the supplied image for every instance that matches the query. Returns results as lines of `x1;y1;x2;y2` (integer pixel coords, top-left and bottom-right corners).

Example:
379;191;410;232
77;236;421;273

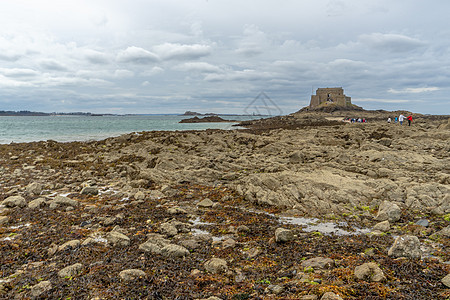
0;115;260;144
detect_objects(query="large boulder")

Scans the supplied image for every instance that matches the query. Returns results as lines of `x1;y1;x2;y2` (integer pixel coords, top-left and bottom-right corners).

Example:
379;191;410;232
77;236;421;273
388;235;422;259
106;231;130;247
204;258;228;274
49;195;80;209
354;262;386;282
2;196;26;208
160;244;190;258
28;198;47;209
275;228;294;243
375;201;401;222
26;182;43;195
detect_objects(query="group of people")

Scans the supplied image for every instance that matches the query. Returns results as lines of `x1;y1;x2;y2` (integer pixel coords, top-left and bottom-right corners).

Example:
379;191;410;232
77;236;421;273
387;114;413;126
344;117;367;123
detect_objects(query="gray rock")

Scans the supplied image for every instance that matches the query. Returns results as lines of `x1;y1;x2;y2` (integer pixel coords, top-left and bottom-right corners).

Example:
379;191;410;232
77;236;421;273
30;280;52;297
58;263;83;278
106;231;130;247
161;244;190;258
102;216;118;226
320;292;343;300
167;206;187;214
301;257;335;270
50;195;79;209
119;269;147;281
179;239;200;250
222;238;237;248
388;235;422;259
28;198;46;209
275;228;294;243
134;191;145;200
2;195;26;208
0;216;9;225
204;258;228;274
80;186;98;195
354;262;386;282
26;182;43;196
267;284;284;294
436;225;450;237
58;240;81;251
267;284;284;295
300;296;318;300
375;201;401;222
139;241;162;254
373;220;390;232
160;222;178;237
197;198;214;208
442;274;450;288
415;219;429;227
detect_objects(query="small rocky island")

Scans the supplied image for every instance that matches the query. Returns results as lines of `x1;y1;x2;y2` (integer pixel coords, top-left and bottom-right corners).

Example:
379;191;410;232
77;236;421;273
179;116;237;123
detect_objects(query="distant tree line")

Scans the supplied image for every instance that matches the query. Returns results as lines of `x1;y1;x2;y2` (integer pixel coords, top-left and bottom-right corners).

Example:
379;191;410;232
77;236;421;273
0;110;95;116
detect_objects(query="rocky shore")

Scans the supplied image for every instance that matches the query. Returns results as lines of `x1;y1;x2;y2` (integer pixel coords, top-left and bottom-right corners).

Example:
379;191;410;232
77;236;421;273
1;111;449;299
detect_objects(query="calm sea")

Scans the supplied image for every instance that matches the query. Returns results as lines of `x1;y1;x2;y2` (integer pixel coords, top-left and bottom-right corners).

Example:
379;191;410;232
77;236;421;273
0;115;260;144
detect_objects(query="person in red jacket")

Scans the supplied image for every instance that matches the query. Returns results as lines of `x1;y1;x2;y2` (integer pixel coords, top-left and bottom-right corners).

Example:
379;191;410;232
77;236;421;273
407;115;413;126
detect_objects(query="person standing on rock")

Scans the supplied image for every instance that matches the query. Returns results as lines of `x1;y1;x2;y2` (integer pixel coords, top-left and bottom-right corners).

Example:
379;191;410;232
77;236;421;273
387;117;391;123
407;115;413;126
398;114;405;125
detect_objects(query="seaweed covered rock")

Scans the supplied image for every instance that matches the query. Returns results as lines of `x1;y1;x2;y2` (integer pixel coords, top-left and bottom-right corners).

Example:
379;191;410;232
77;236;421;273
354;262;386;282
388;235;422;259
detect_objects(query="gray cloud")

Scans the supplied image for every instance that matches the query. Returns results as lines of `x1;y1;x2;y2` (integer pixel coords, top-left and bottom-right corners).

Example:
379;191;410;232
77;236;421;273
117;46;160;64
153;43;211;60
0;1;448;115
40;60;69;71
359;33;426;53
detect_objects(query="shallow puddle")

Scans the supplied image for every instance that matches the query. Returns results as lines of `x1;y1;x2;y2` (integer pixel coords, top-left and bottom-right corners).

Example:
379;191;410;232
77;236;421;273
280;216;370;235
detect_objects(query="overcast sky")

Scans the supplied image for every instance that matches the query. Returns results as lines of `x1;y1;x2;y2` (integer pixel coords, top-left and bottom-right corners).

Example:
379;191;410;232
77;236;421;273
0;0;449;115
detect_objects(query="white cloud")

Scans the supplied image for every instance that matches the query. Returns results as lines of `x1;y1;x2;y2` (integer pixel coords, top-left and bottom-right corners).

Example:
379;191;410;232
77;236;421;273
174;62;222;73
0;68;39;77
388;87;440;94
153;43;211;60
359;33;426;52
235;24;269;57
117;46;160;64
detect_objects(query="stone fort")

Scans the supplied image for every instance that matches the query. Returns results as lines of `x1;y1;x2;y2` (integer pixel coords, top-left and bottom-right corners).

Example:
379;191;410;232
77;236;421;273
309;87;352;108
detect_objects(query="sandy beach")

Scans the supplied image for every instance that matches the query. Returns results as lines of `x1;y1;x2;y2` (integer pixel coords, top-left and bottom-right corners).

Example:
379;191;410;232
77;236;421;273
1;111;449;299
